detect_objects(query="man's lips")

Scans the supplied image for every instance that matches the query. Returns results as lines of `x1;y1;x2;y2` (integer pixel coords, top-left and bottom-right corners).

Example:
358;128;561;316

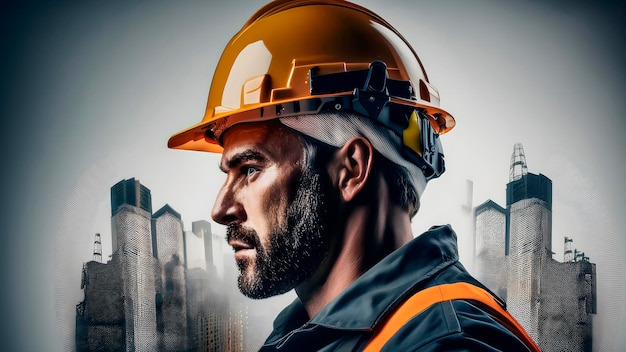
229;240;256;256
226;224;259;260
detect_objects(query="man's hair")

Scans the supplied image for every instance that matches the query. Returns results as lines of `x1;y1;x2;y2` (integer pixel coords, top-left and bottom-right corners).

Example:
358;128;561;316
297;133;420;217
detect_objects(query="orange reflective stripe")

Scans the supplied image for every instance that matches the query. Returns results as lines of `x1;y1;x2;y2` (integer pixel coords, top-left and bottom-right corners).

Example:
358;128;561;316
363;282;540;352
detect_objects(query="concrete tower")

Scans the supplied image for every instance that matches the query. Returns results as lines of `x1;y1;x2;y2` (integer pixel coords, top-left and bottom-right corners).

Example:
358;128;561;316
505;145;552;341
110;178;158;352
474;144;596;352
153;204;189;351
474;200;508;301
77;178;254;352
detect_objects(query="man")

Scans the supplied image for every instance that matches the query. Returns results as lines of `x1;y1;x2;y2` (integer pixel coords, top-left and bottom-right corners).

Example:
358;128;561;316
169;0;539;350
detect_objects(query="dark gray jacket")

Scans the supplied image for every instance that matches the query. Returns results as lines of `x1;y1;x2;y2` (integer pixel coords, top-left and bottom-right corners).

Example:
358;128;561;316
259;225;533;351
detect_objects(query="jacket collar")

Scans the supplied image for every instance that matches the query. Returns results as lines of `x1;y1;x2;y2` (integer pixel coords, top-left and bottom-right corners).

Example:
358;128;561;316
265;225;459;345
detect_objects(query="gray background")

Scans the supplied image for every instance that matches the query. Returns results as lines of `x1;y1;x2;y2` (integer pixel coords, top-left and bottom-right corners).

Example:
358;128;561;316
1;0;624;350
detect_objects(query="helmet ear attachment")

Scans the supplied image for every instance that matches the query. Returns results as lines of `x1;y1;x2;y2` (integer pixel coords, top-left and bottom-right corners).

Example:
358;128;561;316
311;61;445;180
352;61;413;136
402;110;445;179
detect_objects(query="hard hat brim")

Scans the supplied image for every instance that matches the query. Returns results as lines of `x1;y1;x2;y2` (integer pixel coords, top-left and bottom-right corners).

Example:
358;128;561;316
167;120;223;153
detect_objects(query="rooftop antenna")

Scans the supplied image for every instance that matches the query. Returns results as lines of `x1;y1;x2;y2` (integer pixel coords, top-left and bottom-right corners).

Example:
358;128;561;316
93;233;102;263
564;237;573;262
509;143;528;182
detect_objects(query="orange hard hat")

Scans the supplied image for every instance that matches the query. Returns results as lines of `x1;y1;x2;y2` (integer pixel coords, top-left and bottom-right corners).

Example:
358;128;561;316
168;0;455;178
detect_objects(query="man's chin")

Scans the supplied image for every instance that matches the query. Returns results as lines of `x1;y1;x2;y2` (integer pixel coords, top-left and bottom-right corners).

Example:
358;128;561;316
237;277;271;299
236;263;263;297
237;269;295;299
238;284;292;300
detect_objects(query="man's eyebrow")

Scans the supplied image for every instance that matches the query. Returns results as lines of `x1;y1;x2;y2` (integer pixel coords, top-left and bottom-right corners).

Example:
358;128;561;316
219;149;267;172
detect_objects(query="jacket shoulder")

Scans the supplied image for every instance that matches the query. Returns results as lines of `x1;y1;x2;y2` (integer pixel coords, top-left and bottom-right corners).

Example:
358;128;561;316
379;299;532;352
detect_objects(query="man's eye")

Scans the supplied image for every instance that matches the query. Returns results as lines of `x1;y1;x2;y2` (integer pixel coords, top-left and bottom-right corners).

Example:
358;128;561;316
245;167;259;178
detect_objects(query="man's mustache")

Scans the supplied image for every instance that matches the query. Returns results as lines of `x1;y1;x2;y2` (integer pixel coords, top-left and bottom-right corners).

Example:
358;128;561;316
226;224;262;249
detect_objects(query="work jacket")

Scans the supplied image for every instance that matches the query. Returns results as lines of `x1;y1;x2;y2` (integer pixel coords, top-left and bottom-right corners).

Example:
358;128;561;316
259;225;535;351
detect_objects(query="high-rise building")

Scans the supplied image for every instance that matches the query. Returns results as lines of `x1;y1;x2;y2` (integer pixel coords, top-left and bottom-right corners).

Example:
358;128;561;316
184;223;211;351
191;220;225;278
185;221;248;352
474;144;597;352
75;258;125;352
110;178;159;352
153;204;189;351
184;220;228;352
223;253;248;352
77;178;249;352
474;200;508;300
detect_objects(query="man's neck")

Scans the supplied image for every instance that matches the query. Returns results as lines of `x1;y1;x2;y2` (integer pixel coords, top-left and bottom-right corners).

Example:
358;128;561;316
295;202;413;318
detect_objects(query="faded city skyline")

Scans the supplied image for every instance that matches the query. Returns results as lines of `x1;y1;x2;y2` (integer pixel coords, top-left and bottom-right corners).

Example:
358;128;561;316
2;0;624;351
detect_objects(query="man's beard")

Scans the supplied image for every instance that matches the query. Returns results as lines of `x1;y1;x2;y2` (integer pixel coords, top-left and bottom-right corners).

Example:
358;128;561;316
226;165;333;299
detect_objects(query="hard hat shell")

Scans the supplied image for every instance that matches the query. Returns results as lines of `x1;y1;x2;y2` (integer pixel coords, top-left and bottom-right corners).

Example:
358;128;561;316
168;0;455;157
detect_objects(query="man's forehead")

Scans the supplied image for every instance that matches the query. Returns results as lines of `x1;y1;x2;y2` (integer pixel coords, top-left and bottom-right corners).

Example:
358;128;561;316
222;122;274;146
219;121;304;165
220;121;281;156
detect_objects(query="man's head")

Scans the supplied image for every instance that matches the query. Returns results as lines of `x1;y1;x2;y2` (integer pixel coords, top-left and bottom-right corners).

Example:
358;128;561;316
168;0;456;298
212;118;420;298
212;121;337;298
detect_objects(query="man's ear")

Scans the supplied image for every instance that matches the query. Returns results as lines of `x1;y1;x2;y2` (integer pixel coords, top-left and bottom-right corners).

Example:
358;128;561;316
335;137;374;202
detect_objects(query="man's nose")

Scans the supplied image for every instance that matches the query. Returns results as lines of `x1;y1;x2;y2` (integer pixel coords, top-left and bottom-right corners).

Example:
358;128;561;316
211;184;246;225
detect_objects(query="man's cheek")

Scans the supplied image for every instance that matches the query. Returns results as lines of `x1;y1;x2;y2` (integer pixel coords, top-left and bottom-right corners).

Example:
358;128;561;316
262;186;291;227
